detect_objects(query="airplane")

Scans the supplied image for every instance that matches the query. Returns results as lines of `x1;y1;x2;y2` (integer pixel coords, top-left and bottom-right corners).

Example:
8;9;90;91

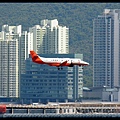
30;50;89;70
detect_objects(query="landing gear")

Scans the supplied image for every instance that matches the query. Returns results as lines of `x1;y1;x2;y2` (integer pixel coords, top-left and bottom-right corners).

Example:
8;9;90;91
79;65;83;69
58;67;63;70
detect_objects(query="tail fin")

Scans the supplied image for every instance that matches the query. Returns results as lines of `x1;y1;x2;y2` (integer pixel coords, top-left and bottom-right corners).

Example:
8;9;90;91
30;50;39;62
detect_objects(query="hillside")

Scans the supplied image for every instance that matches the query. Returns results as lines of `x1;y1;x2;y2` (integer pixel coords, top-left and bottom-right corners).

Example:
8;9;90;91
0;2;120;87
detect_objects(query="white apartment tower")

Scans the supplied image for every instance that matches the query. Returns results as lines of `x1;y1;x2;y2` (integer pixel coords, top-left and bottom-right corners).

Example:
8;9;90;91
0;25;28;98
29;19;69;54
0;40;19;97
19;31;29;74
93;9;120;88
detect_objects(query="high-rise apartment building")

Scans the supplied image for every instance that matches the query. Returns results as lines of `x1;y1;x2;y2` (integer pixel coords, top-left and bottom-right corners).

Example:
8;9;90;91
28;19;69;54
0;40;19;97
93;9;120;88
19;31;29;74
0;25;28;98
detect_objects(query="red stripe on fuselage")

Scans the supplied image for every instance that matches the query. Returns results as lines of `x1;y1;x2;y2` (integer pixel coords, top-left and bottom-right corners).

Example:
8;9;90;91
48;62;70;67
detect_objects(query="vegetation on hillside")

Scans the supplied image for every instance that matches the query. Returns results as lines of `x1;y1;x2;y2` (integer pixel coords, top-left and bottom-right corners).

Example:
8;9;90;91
0;2;120;87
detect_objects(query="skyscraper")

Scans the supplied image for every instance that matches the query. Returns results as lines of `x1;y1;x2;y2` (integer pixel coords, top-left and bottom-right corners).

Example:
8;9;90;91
28;19;69;54
0;25;21;98
0;40;19;97
93;9;120;88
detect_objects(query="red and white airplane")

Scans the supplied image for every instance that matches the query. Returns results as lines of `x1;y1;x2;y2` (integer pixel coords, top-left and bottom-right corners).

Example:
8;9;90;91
30;50;89;70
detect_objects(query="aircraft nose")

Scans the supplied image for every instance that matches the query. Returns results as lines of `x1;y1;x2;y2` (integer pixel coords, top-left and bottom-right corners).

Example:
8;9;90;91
85;62;89;65
86;62;89;65
81;61;89;66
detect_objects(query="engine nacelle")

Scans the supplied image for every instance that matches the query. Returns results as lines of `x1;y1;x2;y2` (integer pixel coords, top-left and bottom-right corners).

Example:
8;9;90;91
69;64;74;67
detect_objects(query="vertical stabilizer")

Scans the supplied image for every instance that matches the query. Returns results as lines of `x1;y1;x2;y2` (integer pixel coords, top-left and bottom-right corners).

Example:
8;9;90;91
30;50;43;63
30;50;39;62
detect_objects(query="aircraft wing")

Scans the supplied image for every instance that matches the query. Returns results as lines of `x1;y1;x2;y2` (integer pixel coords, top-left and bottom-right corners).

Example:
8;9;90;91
60;60;67;66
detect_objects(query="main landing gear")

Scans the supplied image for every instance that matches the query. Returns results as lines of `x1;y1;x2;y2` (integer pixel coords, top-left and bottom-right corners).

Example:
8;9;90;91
79;65;83;69
57;67;63;70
